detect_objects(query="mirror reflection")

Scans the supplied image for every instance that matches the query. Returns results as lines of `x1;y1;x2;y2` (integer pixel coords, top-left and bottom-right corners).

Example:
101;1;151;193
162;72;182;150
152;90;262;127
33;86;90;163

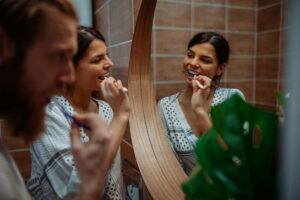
153;0;287;175
157;32;245;175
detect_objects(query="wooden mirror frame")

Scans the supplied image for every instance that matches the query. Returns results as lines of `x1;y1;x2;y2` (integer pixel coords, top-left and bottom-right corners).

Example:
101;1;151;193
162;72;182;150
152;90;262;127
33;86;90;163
128;0;187;199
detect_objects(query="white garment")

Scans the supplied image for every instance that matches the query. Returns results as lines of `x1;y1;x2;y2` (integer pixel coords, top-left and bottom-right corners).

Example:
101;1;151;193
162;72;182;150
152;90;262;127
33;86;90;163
28;96;125;200
158;88;245;175
0;139;31;200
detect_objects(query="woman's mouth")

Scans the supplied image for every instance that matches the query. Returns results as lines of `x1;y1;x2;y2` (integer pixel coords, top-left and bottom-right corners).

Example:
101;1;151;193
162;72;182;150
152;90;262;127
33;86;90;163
186;70;199;79
98;73;110;80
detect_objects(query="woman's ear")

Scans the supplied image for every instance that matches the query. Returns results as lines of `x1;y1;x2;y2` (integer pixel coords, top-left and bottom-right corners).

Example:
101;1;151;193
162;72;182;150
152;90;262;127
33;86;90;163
216;63;226;76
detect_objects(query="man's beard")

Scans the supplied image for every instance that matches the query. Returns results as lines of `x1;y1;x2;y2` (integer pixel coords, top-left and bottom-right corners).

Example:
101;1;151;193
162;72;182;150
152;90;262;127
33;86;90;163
7;91;46;143
0;60;46;143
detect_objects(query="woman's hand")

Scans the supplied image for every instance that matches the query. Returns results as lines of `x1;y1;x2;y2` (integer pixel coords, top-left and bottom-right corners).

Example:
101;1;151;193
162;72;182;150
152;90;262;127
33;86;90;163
70;113;111;200
191;75;213;135
191;75;213;113
100;77;130;119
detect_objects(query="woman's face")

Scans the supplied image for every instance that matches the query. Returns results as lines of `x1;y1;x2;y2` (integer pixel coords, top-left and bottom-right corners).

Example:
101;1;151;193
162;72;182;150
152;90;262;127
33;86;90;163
75;39;113;91
182;42;224;85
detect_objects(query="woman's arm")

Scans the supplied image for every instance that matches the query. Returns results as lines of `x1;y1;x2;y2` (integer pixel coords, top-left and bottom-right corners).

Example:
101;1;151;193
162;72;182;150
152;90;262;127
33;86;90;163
191;77;213;136
100;77;130;166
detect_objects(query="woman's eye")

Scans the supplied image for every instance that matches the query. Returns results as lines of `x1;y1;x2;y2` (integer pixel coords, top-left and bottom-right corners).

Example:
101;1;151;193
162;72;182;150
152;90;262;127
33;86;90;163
201;58;212;63
92;56;103;63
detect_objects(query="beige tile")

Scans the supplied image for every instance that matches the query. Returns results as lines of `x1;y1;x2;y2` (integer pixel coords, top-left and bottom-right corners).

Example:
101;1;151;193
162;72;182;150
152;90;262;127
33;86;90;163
121;140;140;186
111;67;129;87
194;5;225;30
155;2;191;28
258;4;281;31
256;56;279;79
226;81;254;101
279;55;288;80
228;8;255;32
194;0;225;4
155;29;191;54
257;31;280;55
281;29;289;55
110;42;132;69
93;0;109;10
259;0;281;7
121;142;138;169
10;151;31;181
255;80;278;104
156;57;185;81
94;4;110;45
227;33;255;56
109;0;133;45
110;42;132;85
228;0;256;7
227;58;254;79
255;103;277;112
281;1;289;28
155;83;186;101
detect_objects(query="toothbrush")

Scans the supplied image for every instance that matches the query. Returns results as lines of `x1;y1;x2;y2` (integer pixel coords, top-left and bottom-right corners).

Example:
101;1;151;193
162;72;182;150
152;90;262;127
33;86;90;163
57;103;90;130
64;112;90;130
194;75;205;89
99;75;128;93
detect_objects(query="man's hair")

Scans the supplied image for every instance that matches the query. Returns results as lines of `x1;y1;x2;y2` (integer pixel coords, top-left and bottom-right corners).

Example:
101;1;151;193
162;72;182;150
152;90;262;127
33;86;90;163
0;0;77;63
0;0;77;142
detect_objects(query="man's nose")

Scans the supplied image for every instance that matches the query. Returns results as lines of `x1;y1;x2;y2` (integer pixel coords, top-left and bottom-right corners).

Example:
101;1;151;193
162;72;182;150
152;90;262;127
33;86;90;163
59;60;76;84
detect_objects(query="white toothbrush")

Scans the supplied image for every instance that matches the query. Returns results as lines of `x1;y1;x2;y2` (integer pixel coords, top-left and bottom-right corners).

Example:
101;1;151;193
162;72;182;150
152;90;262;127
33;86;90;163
100;75;128;93
194;75;205;89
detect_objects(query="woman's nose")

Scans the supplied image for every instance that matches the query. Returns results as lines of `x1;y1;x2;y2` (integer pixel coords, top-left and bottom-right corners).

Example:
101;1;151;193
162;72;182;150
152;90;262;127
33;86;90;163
103;56;113;69
190;57;199;68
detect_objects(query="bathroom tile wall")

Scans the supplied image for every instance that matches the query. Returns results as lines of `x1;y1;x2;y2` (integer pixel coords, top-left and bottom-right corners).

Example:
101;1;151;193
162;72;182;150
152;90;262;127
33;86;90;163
153;0;256;102
153;0;287;111
0;0;286;192
256;0;287;111
93;0;142;190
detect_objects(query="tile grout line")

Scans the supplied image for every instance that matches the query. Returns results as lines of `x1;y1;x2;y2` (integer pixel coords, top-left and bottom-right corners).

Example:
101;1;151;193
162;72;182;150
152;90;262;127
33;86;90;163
253;0;258;104
224;0;228;86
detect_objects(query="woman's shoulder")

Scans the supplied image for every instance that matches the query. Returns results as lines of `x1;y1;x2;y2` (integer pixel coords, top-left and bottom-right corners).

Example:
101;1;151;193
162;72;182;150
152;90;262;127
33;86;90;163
158;92;181;106
93;98;112;113
217;87;244;97
213;87;245;106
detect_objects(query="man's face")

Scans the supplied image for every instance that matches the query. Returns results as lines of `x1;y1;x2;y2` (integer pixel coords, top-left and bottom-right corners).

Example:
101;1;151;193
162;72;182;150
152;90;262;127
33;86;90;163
16;7;77;140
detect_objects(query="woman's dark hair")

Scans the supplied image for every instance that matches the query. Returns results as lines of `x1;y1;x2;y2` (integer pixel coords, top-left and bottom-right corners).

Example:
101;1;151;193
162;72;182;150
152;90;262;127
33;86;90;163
73;26;105;66
188;32;230;65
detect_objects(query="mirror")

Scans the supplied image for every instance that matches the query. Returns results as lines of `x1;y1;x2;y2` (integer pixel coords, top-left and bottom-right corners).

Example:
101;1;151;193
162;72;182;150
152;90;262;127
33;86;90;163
93;0;288;199
152;0;287;177
153;0;287;110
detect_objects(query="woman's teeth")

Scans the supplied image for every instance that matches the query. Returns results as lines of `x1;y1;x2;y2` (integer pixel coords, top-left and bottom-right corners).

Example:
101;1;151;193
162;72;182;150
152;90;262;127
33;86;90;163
187;70;199;78
99;74;110;80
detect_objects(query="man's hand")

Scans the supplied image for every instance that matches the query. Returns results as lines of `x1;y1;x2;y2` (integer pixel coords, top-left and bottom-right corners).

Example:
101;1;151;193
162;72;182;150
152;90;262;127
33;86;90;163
70;113;111;200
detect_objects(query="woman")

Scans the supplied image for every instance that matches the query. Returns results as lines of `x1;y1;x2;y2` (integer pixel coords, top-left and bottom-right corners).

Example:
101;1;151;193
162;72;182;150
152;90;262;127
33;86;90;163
28;26;130;199
158;32;245;175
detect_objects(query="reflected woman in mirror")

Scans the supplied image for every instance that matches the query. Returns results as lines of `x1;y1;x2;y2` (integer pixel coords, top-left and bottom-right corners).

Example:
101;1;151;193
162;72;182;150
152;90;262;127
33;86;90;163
158;32;245;175
28;26;130;199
